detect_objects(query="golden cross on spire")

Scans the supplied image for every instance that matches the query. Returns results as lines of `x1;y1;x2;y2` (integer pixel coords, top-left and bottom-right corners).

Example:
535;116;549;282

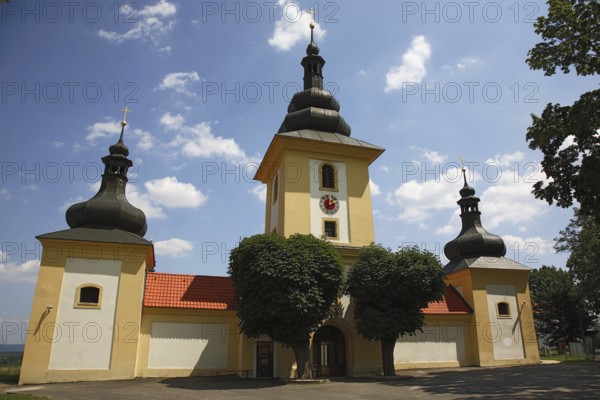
121;106;132;125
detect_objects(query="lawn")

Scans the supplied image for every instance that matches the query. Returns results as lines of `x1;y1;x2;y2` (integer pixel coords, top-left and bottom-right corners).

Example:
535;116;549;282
0;395;53;400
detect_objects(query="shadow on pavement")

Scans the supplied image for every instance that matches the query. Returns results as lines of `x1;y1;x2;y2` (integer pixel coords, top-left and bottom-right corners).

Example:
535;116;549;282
161;375;287;391
378;362;600;399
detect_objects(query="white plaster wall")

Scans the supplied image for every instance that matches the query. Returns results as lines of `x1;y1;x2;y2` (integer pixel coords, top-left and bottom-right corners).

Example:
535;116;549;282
148;322;228;369
394;325;466;364
485;284;525;360
49;258;121;370
309;159;349;243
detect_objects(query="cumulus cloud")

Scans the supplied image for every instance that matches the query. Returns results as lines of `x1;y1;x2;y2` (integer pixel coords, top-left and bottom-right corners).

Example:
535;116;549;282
144;176;208;208
85;118;155;151
127;184;167;219
370;179;381;196
161;113;258;163
97;0;176;45
385;35;431;92
154;71;200;96
268;1;325;51
249;184;267;202
386;166;463;222
154;238;194;257
0;251;39;283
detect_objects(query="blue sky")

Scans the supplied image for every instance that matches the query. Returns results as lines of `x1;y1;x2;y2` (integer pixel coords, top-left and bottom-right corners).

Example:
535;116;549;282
0;0;596;342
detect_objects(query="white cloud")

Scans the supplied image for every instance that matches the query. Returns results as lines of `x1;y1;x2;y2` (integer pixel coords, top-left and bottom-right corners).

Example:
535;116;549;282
52;141;64;148
370;179;381;196
163;113;258;163
479;165;548;229
385;35;431;92
502;234;552;263
268;1;325;51
387;166;462;222
160;112;185;131
421;150;447;164
154;238;193;257
485;151;525;168
86;118;120;143
85;118;154;152
0;188;11;200
144;176;207;208
126;184;166;219
0;252;39;283
249;184;267;202
154;71;200;96
97;0;176;45
131;128;155;151
456;57;483;70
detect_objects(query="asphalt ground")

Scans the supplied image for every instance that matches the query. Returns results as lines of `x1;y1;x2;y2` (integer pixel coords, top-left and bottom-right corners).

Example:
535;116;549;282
5;362;600;400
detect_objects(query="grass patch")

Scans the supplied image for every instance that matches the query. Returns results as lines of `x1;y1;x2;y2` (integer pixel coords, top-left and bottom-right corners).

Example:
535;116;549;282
0;395;52;400
0;353;22;387
541;351;591;362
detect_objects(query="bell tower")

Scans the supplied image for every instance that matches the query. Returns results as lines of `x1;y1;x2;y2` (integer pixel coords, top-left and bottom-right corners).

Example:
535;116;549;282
254;25;384;264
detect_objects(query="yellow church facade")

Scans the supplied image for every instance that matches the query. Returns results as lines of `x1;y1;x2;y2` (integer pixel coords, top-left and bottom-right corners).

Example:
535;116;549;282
19;34;539;385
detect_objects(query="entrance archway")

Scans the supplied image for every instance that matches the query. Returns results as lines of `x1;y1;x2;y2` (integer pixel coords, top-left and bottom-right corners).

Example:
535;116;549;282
313;325;346;377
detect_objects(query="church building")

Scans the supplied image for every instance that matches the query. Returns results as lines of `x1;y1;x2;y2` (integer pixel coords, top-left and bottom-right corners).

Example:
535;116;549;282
19;31;539;384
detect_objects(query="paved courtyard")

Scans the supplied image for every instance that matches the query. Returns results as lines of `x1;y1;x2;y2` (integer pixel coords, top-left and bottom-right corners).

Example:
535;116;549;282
5;362;599;400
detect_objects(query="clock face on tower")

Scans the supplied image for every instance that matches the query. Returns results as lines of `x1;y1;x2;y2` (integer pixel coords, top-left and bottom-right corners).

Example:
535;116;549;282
319;194;339;215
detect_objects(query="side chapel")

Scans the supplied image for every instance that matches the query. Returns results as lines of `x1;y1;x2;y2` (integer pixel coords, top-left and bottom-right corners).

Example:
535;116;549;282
19;30;539;384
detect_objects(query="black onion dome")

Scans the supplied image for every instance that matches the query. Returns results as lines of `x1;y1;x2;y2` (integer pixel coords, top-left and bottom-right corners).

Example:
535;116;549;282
66;123;147;237
278;33;351;137
306;40;319;55
444;178;506;262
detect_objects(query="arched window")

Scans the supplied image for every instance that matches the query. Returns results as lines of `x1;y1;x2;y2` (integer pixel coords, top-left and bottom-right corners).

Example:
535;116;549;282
320;163;336;190
496;302;510;318
75;284;102;308
272;176;279;203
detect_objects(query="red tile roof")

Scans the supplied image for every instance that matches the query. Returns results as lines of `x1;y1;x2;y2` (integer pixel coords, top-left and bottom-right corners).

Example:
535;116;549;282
143;272;237;310
143;272;470;315
422;286;472;315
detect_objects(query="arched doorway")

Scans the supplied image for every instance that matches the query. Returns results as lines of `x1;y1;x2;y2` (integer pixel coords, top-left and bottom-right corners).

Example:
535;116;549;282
313;325;346;377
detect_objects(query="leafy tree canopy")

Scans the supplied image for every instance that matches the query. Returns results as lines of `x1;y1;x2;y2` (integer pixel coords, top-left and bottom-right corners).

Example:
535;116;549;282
554;209;600;312
346;245;446;375
228;233;343;378
529;265;595;343
527;0;600;76
525;0;600;220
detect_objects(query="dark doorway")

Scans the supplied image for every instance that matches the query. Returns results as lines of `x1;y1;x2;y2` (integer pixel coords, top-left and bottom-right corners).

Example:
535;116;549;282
256;341;273;377
313;325;346;377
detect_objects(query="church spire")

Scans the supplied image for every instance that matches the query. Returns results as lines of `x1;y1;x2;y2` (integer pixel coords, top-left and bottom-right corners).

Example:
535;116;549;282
443;161;506;262
66;108;147;237
278;23;351;136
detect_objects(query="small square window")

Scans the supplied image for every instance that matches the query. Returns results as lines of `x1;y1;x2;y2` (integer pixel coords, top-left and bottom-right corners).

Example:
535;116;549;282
75;284;102;309
323;220;338;239
497;302;510;318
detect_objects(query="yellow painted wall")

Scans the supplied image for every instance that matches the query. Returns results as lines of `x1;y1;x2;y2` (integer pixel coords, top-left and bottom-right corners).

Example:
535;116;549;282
446;268;540;367
19;238;151;384
136;308;243;377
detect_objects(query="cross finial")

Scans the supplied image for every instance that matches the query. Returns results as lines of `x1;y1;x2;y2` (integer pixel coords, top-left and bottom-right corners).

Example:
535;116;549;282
121;106;132;125
309;7;316;41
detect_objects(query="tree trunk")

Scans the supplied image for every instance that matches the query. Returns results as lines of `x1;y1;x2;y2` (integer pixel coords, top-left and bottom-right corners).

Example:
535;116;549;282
381;339;396;376
292;340;313;379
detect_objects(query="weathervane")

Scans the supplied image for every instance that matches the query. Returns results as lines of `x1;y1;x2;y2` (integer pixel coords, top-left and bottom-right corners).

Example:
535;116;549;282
460;156;468;186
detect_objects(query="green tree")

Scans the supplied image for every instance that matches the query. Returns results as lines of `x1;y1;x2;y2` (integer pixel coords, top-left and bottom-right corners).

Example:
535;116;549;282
525;0;600;221
529;265;594;344
346;245;446;376
228;233;343;379
554;209;600;313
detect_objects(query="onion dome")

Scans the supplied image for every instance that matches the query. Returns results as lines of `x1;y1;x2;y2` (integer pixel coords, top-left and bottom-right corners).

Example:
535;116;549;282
66;110;147;237
278;23;351;137
444;166;506;262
